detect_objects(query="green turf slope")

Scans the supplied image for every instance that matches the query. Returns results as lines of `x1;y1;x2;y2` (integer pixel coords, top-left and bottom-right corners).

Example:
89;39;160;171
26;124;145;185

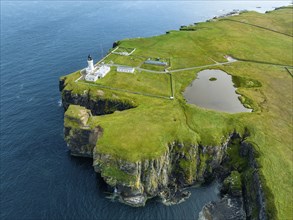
62;7;293;219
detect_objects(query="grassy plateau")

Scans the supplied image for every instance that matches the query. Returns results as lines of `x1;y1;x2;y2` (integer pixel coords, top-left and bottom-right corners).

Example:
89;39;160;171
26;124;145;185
62;7;293;219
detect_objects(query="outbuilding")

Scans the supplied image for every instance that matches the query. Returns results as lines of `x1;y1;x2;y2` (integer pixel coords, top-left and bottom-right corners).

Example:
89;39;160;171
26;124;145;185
117;66;135;73
144;60;168;66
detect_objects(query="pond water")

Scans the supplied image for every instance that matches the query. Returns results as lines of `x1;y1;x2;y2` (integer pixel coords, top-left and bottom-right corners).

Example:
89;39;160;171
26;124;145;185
184;69;251;113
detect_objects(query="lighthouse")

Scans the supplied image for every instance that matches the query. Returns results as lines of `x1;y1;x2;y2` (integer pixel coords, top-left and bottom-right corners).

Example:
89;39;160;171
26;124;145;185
84;54;111;82
86;54;95;74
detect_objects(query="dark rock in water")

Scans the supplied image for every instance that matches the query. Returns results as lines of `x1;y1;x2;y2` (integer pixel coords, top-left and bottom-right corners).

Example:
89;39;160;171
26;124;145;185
199;195;246;220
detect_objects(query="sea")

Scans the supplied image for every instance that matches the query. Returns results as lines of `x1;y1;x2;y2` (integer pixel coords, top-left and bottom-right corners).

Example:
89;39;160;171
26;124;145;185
1;1;291;219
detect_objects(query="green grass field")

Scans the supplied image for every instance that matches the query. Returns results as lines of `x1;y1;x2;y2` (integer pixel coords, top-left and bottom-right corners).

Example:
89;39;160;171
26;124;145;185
103;53;145;67
63;7;293;219
80;68;171;98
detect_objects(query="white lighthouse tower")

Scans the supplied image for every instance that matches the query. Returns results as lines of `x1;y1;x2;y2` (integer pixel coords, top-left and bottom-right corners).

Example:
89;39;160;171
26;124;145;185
86;54;95;74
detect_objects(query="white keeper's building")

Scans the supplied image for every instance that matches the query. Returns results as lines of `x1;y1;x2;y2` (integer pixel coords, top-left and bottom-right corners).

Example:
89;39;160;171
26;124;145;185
85;55;110;82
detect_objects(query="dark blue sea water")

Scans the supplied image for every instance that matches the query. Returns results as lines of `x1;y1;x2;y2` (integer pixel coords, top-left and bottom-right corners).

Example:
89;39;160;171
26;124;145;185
1;1;290;219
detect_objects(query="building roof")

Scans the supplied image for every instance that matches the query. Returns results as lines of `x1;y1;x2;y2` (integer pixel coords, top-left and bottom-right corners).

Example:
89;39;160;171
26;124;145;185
144;60;167;66
87;65;110;77
117;66;135;70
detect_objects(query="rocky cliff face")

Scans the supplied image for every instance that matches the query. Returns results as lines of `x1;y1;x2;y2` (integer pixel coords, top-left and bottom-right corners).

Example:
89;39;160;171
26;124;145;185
64;125;103;158
60;78;137;116
240;142;267;220
199;136;268;220
93;140;229;207
63;107;268;219
199;195;247;220
63;102;230;206
63;105;103;158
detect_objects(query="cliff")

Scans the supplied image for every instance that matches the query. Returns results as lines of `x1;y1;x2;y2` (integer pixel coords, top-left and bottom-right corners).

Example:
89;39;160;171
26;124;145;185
200;137;267;220
64;104;229;206
63;101;266;219
93;140;228;206
64;105;103;157
60;77;137;116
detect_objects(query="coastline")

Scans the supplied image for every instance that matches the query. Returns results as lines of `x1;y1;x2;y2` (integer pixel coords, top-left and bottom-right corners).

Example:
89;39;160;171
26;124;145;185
60;5;293;219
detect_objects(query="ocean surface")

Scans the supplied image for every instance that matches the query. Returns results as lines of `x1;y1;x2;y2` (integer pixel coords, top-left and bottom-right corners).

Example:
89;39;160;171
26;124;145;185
1;1;290;219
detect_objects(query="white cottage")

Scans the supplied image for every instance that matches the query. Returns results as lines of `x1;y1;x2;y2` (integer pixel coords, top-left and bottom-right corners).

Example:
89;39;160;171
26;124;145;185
85;65;110;82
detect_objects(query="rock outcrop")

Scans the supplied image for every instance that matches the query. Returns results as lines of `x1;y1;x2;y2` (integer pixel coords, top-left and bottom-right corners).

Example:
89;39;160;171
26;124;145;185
199;195;246;220
64;105;103;157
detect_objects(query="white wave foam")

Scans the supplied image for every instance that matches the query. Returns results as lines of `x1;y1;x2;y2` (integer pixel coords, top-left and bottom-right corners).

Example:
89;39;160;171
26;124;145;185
27;97;34;102
58;100;62;107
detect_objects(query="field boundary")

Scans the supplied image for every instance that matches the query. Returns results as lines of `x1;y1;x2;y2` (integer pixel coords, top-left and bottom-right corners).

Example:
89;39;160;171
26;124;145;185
285;67;293;77
222;18;293;37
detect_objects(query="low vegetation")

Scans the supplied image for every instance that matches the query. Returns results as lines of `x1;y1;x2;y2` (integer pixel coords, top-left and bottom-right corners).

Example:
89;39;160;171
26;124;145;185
62;7;293;219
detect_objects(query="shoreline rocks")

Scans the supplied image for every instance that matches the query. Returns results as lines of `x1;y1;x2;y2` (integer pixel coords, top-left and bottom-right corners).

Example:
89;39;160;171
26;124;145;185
199;195;246;220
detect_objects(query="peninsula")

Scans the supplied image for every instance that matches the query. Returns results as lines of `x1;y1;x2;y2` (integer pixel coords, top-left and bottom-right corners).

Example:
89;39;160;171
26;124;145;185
59;6;293;219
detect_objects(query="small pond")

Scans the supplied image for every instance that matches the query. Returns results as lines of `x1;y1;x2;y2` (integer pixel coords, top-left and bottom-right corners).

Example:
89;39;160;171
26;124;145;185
184;69;251;113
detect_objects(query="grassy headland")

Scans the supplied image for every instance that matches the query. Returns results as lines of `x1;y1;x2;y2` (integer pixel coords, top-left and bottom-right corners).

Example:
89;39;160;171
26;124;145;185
62;7;293;219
